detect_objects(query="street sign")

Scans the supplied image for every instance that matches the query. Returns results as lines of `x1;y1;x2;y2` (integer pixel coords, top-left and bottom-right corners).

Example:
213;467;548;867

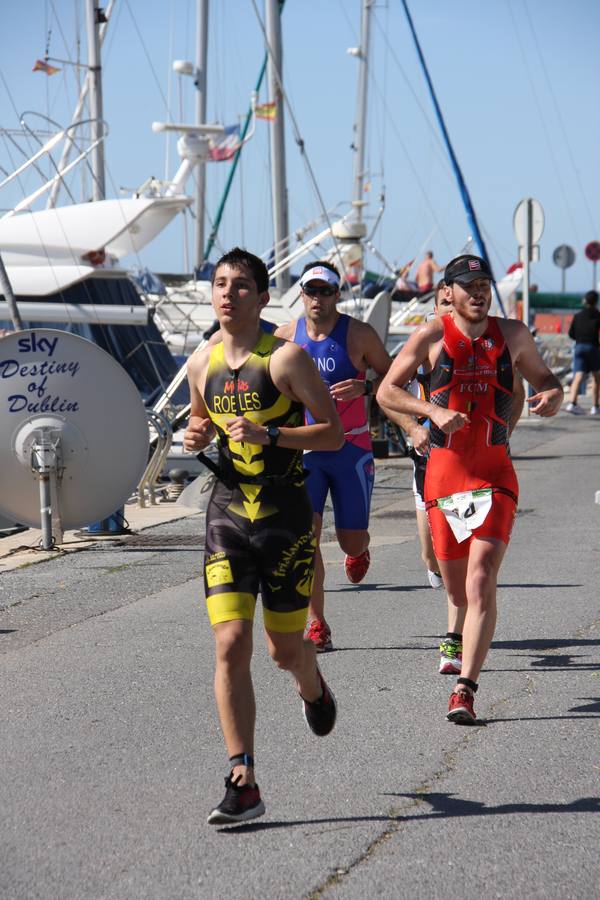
585;241;600;262
513;198;544;416
553;244;576;269
514;198;545;246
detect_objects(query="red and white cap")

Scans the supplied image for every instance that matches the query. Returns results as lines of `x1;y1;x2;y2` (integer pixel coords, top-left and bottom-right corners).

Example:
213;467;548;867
299;265;340;288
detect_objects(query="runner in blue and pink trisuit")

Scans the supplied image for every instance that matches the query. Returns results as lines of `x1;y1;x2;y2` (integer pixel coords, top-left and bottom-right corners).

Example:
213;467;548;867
276;260;391;651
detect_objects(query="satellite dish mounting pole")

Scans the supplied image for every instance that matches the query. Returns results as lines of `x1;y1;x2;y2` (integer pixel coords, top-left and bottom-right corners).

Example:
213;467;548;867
193;0;209;273
31;431;62;549
0;253;23;330
85;0;106;200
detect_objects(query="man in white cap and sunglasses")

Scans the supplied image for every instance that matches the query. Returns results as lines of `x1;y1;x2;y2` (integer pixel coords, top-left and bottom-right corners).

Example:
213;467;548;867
276;260;392;652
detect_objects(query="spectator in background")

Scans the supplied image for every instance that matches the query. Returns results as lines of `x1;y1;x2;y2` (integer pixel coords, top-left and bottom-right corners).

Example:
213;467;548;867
565;290;600;416
415;251;443;293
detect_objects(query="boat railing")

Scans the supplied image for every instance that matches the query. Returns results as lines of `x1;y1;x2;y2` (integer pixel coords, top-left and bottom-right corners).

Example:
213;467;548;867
137;411;173;507
0;114;107;217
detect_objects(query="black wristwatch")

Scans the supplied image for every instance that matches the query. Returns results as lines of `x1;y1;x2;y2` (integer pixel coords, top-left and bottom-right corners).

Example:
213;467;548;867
266;425;280;446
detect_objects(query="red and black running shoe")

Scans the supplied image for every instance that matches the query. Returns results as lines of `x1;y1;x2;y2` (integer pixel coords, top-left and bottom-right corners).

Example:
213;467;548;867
207;774;265;825
302;670;337;736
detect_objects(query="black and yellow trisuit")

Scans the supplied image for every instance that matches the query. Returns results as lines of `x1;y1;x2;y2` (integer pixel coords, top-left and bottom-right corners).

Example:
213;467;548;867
202;330;316;633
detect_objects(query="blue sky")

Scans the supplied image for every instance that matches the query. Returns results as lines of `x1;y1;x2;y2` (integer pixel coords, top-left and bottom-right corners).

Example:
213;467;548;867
1;0;599;293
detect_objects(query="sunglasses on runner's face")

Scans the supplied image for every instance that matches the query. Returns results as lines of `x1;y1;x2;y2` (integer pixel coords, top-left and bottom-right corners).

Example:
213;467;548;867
302;285;337;297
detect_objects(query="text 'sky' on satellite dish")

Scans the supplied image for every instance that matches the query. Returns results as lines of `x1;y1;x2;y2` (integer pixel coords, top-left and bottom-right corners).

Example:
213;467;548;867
0;329;149;533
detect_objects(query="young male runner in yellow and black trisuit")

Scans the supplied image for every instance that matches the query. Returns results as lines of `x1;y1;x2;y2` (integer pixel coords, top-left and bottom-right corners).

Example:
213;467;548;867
184;248;344;825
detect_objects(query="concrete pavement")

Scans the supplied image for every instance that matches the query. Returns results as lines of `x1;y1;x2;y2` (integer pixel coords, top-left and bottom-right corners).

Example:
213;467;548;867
0;411;598;899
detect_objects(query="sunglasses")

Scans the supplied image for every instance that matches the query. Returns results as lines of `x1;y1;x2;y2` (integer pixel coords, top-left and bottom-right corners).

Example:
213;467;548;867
302;285;337;297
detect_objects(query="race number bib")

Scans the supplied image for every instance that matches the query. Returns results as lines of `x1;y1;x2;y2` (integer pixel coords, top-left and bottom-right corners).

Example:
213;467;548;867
436;489;493;543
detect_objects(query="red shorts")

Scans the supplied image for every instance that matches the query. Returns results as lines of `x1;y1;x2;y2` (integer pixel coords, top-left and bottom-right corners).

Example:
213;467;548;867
427;491;517;561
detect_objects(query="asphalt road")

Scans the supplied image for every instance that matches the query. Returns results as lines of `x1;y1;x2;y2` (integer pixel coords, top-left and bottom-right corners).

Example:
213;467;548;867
1;413;598;899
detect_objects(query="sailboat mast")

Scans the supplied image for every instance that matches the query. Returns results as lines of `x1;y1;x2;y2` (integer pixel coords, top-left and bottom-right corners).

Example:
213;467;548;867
48;0;115;208
194;0;209;272
352;0;372;224
85;0;106;200
265;0;290;290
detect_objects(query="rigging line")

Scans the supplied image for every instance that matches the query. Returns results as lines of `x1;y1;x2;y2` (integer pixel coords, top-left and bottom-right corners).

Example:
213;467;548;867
371;11;452;181
478;224;510;278
101;0;125;65
0;72;43;166
0;69;23;123
336;0;359;42
479;222;515;271
123;0;171;115
400;0;505;317
48;0;78;107
378;3;389;176
202;0;292;261
367;72;453;257
18;112;79;206
0;126;57;199
249;0;349;283
523;0;597;236
506;0;581;245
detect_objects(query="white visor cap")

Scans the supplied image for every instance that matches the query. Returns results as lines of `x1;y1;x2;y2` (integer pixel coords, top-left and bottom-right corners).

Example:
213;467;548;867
299;266;340;288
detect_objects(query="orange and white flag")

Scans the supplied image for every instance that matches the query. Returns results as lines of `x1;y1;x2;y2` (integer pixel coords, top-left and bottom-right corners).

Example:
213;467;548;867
33;59;61;76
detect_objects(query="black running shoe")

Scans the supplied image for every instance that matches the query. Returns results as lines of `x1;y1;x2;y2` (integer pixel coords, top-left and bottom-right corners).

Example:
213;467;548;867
302;670;337;737
207;774;266;825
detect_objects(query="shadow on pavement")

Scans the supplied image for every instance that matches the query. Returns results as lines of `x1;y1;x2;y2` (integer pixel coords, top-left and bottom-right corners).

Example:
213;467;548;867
331;584;436;593
217;793;600;832
383;792;600;820
216;813;395;834
492;637;598;650
497;583;582;589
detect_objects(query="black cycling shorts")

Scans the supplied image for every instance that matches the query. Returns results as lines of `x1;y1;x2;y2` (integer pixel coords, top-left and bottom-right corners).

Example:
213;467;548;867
203;481;316;633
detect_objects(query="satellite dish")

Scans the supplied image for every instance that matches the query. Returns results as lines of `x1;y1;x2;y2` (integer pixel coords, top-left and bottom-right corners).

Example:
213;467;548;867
0;329;149;545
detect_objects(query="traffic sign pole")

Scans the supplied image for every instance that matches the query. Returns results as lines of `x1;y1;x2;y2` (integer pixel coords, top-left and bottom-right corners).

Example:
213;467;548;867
584;241;600;288
552;244;575;293
514;197;544;418
522;202;532;414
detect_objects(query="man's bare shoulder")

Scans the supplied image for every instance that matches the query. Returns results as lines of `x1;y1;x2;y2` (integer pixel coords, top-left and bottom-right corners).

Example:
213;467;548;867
271;336;306;362
187;344;212;375
496;317;529;342
274;320;296;340
347;316;384;342
411;318;444;346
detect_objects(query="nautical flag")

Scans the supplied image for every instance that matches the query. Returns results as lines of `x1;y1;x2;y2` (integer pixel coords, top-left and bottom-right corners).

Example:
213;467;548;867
208;124;241;162
32;59;61;76
255;102;277;121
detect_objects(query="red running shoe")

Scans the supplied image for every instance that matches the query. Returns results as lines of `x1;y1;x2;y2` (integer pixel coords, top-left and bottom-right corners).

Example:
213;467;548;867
447;689;476;724
344;549;371;584
306;618;333;652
